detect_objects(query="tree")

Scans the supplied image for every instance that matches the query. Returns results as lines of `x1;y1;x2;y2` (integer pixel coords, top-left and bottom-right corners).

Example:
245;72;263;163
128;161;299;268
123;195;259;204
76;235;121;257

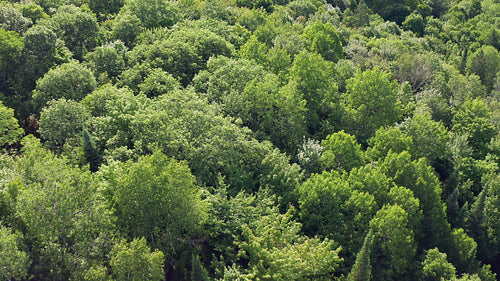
284;50;340;137
343;67;402;143
369;204;416;281
102;151;205;257
122;0;180;28
84;41;127;83
110;238;164;281
0;101;23;148
0;226;29;281
38;98;90;152
83;128;100;173
0;4;32;35
32;61;96;110
42;5;99;60
467;46;500;94
229;207;342;280
15;136;115;280
366;127;412;161
302;20;344;62
347;229;373;281
191;254;210;281
452;98;497;159
465;183;490;260
421;248;456;281
320;130;365;172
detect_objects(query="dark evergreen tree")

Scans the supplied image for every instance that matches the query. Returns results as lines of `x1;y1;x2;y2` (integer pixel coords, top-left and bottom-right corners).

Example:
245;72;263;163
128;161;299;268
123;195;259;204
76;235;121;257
465;183;489;260
446;187;460;228
191;254;210;281
82;128;100;173
348;229;373;281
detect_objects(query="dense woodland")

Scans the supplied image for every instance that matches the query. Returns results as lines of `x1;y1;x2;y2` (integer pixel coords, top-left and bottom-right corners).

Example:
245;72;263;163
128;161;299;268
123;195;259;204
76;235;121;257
1;0;500;280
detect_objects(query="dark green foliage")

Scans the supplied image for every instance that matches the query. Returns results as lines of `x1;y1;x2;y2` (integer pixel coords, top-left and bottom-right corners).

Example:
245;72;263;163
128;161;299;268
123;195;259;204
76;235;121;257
446;187;460;228
191;254;210;281
466;183;489;260
83;128;99;173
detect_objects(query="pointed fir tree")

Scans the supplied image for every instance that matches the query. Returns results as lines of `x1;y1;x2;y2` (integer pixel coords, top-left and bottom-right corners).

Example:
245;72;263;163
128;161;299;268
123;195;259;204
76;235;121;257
191;254;210;281
465;183;490;260
83;128;100;173
446;187;460;228
348;229;373;281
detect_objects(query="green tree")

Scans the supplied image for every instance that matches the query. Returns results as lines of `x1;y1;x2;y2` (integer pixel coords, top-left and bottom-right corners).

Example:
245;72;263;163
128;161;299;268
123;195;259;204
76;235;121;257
347;229;373;281
343;67;402;143
123;0;180;28
421;248;456;281
102;151;205;256
0;101;23;148
320;130;365;172
38;98;90;152
110;238;164;281
366;127;412;161
84;41;127;83
467;45;500;94
369;204;416;281
191;254;210;281
83;128;100;172
284;50;340;137
452;98;497;159
42;5;99;60
32;61;96;110
0;226;29;281
15;136;115;280
302;20;344;62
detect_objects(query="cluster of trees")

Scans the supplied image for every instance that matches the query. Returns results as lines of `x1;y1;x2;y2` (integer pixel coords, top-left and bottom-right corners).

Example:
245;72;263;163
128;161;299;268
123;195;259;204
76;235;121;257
1;0;500;280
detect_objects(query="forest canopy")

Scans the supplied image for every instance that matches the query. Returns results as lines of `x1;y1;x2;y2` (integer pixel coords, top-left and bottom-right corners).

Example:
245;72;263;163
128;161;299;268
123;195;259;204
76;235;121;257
1;0;500;280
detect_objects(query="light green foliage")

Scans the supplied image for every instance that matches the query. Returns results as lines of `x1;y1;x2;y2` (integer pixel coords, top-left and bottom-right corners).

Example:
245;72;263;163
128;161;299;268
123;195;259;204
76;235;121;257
398;111;449;163
0;3;33;35
452;98;497;159
102;151;205;253
0;226;29;281
302;20;344;62
422;248;456;281
194;56;268;103
111;11;142;46
38;98;90;152
41;5;99;60
369;204;416;280
32;61;96;110
367;127;412;161
347;164;394;206
239;35;268;65
230;208;342;280
285;50;339;136
320;130;365;172
82;84;149;156
128;27;233;86
84;41;127;83
15;136;115;280
449;228;477;272
123;0;180;28
110;238;164;281
131;88;272;190
297;137;324;176
138;68;180;98
298;171;377;259
0;28;23;69
344;67;402;143
0;101;23;147
260;148;303;210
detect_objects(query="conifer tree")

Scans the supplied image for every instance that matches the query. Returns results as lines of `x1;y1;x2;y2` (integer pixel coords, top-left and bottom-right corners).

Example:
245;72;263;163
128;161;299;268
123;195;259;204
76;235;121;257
446;187;460;228
191;254;210;281
466;184;489;260
348;229;373;281
83;128;100;173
